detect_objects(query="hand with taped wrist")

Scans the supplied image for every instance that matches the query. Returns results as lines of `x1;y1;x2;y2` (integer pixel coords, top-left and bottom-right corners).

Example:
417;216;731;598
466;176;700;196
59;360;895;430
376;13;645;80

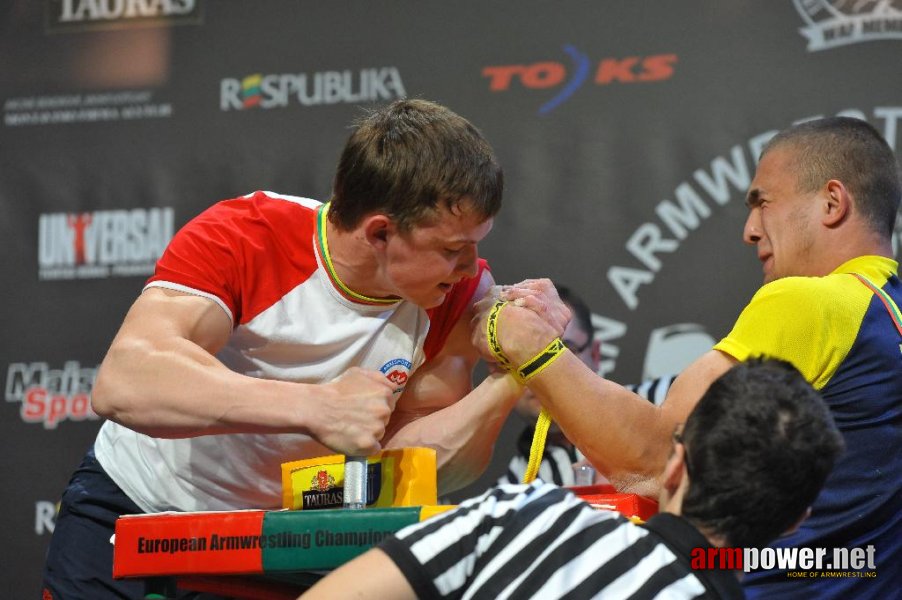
497;278;572;337
470;279;571;380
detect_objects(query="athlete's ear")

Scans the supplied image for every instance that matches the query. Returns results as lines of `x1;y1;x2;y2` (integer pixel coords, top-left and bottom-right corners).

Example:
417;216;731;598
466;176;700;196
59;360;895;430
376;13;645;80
822;180;850;227
363;214;395;249
661;441;686;497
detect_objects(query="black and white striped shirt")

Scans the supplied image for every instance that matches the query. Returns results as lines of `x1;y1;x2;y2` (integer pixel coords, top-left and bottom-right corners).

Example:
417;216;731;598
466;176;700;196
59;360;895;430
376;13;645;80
379;481;742;599
498;428;583;487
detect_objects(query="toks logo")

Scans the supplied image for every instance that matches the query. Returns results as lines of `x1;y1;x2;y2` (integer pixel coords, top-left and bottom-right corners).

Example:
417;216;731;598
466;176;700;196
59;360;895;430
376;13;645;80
483;46;677;114
5;361;99;429
220;67;406;111
38;207;174;280
794;0;902;51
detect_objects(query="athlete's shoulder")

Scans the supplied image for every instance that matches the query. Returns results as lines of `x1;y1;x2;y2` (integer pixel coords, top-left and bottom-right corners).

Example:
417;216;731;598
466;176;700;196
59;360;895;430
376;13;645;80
751;271;867;314
207;191;320;224
759;273;834;294
186;191;320;248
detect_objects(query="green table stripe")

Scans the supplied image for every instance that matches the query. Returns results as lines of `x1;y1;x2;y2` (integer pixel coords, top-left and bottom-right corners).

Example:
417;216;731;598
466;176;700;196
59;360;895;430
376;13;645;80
261;507;421;571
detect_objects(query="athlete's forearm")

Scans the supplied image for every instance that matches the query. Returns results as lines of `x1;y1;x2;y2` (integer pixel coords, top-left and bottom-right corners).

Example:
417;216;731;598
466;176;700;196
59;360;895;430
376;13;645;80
526;354;672;485
91;333;399;460
91;334;317;437
386;372;523;494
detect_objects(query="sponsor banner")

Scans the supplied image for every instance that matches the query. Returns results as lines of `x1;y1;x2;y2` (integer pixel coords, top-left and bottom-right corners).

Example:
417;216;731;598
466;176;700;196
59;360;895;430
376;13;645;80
4;91;173;127
45;0;203;33
220;68;406;111
793;0;902;51
483;48;677;114
37;207;174;280
5;361;99;428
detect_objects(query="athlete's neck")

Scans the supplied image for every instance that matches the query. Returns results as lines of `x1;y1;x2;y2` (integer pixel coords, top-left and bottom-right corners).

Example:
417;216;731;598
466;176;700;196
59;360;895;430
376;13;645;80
324;217;395;301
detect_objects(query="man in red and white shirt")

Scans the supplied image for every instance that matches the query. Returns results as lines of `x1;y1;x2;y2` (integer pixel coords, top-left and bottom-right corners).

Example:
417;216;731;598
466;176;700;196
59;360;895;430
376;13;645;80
43;99;557;599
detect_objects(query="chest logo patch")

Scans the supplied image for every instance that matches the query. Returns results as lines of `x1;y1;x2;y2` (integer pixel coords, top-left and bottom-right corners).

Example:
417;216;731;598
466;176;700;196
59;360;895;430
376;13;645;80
380;358;412;390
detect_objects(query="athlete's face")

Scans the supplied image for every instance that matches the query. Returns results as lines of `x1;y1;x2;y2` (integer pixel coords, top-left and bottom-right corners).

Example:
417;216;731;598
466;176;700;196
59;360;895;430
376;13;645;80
383;200;493;308
743;147;820;284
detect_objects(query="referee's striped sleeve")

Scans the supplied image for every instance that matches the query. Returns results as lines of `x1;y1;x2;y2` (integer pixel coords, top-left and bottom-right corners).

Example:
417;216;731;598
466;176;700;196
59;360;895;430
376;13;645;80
378;482;559;597
375;480;718;599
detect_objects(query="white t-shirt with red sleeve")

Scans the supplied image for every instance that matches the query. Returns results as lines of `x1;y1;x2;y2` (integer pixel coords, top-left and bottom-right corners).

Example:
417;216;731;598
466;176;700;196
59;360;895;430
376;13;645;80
94;191;487;512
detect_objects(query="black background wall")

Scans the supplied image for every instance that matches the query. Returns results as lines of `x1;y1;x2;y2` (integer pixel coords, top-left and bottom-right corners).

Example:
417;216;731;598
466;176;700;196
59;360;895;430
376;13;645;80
3;2;901;596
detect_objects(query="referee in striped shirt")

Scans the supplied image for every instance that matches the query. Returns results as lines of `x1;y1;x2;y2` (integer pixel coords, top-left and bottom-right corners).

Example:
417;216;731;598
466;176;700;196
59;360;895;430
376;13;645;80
304;359;842;599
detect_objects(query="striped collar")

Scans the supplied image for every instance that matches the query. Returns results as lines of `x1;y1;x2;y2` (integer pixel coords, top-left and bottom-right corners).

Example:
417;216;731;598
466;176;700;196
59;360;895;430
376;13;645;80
314;203;399;307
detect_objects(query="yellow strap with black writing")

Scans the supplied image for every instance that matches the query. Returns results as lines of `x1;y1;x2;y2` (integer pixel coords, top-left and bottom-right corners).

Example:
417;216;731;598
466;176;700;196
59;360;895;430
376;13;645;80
518;338;566;483
484;300;567;483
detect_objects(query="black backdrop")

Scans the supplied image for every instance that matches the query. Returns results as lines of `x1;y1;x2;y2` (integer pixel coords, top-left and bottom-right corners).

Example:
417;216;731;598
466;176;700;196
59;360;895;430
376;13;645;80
3;2;902;596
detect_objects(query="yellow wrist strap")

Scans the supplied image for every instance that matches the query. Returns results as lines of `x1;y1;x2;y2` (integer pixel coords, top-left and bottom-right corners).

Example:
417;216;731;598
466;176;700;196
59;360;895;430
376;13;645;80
485;301;567;484
486;300;516;373
517;338;565;382
518;339;565;483
523;408;552;483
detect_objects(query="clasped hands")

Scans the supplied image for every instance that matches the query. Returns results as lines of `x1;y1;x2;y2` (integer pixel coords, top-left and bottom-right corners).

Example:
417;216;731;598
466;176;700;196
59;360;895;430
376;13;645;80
470;278;572;371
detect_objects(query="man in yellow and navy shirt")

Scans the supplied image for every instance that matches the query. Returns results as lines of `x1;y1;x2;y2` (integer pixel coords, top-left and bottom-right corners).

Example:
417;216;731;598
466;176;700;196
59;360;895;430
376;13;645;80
478;116;901;599
714;254;900;598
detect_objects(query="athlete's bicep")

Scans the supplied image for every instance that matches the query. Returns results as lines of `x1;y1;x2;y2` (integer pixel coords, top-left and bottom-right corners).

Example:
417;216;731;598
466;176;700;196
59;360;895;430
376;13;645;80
660;349;737;425
115;287;233;354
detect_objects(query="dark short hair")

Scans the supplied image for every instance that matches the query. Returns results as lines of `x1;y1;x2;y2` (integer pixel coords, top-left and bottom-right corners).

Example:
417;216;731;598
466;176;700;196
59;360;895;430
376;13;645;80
329;98;503;231
680;359;844;548
763;116;901;238
556;284;594;344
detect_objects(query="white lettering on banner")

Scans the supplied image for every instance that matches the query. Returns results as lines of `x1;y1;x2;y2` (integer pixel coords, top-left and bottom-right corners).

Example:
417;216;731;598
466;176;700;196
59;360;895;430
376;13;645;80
657;183;712;241
4;105;172;126
37;207;174;280
35;501;57;535
626;223;679;271
5;362;99;429
693;145;752;207
220;68;406;111
794;0;902;52
875;107;902;151
57;0;196;22
606;107;902;312
797;107;902;151
607;144;753;311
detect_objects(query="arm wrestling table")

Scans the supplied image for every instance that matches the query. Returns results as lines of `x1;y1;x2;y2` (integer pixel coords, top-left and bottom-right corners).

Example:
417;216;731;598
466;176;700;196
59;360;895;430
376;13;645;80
112;486;657;599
